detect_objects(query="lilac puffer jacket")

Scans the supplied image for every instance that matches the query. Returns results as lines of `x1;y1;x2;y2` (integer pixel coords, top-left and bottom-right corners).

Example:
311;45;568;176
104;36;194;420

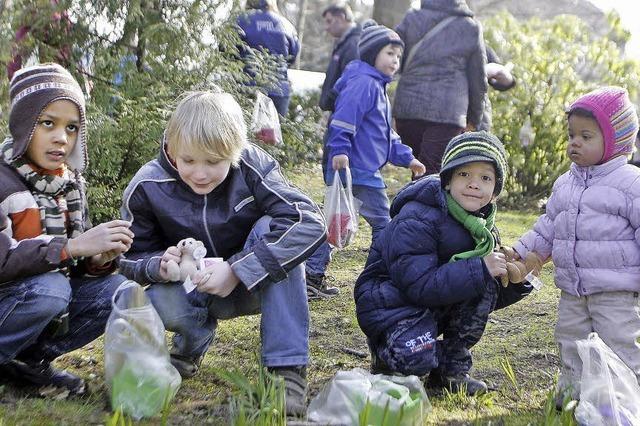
514;156;640;296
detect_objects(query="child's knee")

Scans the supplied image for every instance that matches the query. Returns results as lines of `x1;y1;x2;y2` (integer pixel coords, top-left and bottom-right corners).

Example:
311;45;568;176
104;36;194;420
27;273;72;311
380;325;439;376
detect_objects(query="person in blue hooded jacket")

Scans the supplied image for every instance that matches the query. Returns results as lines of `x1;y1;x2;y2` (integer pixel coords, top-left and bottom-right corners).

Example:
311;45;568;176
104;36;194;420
237;0;299;116
305;21;425;300
355;132;526;396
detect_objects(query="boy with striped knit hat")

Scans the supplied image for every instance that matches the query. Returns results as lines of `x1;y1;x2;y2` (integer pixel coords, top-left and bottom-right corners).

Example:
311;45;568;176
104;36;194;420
0;63;133;393
355;131;514;396
305;20;426;298
513;86;640;408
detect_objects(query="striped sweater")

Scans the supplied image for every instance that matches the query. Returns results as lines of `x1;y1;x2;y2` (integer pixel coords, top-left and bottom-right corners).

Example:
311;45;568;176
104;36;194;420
0;162;110;284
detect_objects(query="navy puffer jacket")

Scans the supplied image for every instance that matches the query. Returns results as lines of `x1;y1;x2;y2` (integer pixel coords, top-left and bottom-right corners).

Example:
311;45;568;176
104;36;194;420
354;176;495;342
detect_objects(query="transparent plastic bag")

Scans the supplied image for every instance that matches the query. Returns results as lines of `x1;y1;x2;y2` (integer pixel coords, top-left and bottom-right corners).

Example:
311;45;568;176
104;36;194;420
324;169;360;249
104;281;182;420
251;91;283;146
307;368;431;426
575;332;640;426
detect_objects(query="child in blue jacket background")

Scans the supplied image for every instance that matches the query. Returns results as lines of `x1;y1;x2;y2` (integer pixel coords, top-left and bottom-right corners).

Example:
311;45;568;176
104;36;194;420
305;21;425;299
355;132;510;396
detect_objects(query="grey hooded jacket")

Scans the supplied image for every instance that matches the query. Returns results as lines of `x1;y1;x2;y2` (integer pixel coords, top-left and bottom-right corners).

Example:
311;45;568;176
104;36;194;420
393;0;487;127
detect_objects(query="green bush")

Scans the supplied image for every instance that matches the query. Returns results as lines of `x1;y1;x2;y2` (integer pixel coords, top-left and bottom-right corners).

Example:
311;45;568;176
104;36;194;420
484;11;640;206
0;0;324;223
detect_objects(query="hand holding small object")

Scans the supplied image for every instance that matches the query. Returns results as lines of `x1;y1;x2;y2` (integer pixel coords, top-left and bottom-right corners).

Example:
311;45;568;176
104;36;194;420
483;251;507;278
194;261;240;297
67;220;133;260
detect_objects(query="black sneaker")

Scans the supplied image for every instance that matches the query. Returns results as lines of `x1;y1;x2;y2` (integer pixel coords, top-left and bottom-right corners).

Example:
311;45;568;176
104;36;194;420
269;366;307;418
306;273;339;300
0;359;85;394
170;354;203;379
428;372;487;396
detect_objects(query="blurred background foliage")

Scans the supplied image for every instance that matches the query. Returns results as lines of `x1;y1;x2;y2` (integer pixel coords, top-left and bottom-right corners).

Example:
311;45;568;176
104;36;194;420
0;2;639;218
484;11;640;207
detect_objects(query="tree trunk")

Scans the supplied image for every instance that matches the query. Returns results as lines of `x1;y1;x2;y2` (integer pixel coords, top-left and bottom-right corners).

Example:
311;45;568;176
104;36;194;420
294;0;308;69
372;0;412;29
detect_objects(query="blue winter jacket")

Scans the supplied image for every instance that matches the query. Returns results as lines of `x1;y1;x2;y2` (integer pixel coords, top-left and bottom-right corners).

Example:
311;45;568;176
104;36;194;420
354;176;496;342
237;9;300;98
326;60;415;187
119;139;326;291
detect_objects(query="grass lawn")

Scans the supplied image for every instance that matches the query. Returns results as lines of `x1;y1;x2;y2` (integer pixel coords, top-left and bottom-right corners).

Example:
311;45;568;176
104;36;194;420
0;164;566;425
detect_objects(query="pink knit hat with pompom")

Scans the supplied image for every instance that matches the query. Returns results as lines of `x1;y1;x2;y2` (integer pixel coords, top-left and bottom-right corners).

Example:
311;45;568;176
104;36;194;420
569;86;639;164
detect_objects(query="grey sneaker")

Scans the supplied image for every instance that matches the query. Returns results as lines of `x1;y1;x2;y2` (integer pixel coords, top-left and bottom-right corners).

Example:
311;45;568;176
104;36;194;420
269;366;307;418
428;372;488;396
169;354;203;379
306;273;339;300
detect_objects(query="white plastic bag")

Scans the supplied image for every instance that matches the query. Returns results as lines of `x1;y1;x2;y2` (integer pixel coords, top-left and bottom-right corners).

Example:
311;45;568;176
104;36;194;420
307;368;431;426
104;281;182;420
575;332;640;426
324;169;360;249
251;91;283;146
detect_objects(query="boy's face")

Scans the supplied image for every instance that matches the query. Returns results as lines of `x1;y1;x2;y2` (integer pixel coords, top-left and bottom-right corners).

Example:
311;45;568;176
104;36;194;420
174;147;231;195
446;161;496;212
374;44;402;77
567;114;604;166
26;99;79;170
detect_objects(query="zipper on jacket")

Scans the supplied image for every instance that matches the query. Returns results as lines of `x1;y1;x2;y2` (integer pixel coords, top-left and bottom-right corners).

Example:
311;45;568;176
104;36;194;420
573;169;588;296
202;195;219;257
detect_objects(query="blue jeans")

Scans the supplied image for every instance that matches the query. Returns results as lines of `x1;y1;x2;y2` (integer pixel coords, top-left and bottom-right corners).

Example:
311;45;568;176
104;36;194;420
269;94;290;117
305;185;390;276
0;272;127;364
146;216;309;367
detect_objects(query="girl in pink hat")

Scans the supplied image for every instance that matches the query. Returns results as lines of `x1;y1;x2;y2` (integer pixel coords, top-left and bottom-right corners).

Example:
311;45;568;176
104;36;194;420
513;86;640;408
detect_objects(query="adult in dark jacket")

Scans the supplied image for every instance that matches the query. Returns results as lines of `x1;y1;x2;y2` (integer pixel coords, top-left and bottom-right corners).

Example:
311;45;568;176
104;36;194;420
319;4;361;112
355;132;510;396
393;0;487;175
237;0;300;116
478;46;516;131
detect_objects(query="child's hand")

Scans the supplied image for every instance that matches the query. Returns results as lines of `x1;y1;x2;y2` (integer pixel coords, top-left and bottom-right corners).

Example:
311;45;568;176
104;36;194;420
409;159;426;178
332;154;349;170
483;251;507;278
158;245;182;281
193;261;239;297
67;220;133;259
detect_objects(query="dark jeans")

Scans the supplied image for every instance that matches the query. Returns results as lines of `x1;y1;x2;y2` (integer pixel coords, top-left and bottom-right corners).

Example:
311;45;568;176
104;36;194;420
395;119;464;176
372;279;499;377
0;272;127;363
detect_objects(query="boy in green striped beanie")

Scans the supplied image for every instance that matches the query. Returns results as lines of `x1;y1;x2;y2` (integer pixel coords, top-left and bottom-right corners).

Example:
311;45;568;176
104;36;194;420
356;131;536;396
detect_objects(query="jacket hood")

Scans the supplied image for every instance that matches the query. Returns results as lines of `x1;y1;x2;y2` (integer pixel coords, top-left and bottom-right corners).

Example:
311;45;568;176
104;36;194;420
420;0;473;16
334;60;392;93
390;175;446;218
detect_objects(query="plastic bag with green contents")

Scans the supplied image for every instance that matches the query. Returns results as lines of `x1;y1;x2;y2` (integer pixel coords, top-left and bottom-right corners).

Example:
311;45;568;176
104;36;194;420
104;281;182;420
307;368;431;425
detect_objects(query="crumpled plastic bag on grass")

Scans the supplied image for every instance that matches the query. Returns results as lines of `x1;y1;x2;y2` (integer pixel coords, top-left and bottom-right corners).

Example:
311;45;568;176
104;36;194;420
251;91;283;146
307;368;431;425
575;332;640;426
104;280;181;420
324;169;361;249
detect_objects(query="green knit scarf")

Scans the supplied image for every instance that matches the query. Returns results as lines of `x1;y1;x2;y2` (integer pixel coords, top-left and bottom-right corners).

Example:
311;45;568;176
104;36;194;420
445;193;496;262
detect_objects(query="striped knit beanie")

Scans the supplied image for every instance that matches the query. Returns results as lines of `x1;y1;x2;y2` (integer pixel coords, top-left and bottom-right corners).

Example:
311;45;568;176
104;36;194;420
8;63;87;172
569;86;639;164
440;131;508;196
358;20;404;67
